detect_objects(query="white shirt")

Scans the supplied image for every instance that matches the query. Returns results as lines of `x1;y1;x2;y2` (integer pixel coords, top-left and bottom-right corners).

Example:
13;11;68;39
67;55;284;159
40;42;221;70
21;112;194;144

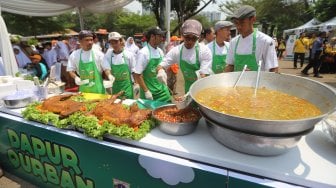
102;49;136;73
160;43;212;74
134;44;164;74
207;41;230;56
92;43;102;52
226;31;278;71
67;48;104;73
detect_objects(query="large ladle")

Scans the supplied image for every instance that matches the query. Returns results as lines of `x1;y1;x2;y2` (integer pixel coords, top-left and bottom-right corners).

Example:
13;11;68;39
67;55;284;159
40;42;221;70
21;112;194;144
254;60;262;97
233;64;247;88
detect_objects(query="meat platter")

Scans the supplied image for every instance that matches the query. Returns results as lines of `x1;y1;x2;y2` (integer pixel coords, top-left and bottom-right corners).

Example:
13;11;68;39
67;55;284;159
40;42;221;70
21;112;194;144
21;92;157;140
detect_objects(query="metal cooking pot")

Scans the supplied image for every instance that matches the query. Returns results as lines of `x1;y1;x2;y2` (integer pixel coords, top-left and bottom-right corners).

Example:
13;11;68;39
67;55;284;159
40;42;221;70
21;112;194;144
189;72;336;135
204;115;312;156
3;94;35;108
152;104;200;136
48;82;65;94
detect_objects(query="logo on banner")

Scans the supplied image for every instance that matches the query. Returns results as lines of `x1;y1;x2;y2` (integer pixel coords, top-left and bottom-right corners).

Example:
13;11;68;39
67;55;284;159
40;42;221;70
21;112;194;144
6;129;95;187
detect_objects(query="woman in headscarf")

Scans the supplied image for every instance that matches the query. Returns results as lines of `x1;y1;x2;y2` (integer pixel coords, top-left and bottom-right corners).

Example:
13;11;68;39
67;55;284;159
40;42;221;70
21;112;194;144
13;45;31;68
29;54;48;80
125;37;139;55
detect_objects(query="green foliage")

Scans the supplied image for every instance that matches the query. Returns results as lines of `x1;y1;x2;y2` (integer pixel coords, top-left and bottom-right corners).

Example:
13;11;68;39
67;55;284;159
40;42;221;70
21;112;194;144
219;0;314;37
27;38;38;46
139;0;214;35
312;0;336;22
2;12;65;36
115;12;156;37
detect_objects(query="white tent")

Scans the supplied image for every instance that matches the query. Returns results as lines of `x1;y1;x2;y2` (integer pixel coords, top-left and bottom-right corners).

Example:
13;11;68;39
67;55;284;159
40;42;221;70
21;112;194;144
283;18;321;36
0;0;133;76
317;16;336;32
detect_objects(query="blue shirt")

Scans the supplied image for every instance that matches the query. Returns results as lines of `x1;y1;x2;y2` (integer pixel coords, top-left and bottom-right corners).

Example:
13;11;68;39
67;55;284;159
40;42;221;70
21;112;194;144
311;37;323;56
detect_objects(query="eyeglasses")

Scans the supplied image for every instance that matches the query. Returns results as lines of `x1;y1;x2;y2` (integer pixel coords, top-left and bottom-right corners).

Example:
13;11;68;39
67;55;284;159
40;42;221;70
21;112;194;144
184;35;198;42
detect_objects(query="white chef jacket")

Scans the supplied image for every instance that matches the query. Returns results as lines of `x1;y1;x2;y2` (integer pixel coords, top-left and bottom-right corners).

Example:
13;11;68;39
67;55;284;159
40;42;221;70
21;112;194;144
67;48;104;73
134;44;164;74
160;43;212;74
207;41;230;56
226;31;278;71
102;49;136;73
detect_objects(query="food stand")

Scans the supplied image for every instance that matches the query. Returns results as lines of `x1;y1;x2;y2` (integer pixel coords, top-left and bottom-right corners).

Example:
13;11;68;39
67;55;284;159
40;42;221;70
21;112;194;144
0;104;335;188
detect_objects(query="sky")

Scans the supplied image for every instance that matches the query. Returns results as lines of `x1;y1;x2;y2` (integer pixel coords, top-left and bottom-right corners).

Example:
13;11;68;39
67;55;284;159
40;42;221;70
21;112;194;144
123;0;227;19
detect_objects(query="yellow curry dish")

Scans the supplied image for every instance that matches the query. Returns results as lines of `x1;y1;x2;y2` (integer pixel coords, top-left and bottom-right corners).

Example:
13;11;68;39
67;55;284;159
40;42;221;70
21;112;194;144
195;86;322;120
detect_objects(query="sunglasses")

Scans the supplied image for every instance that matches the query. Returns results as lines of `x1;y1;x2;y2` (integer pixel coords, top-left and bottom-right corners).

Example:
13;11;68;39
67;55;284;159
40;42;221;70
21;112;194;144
184;35;198;42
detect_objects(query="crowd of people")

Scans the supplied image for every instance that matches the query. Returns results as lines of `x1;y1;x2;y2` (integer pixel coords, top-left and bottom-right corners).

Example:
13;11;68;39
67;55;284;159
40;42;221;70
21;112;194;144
10;5;280;102
276;30;336;78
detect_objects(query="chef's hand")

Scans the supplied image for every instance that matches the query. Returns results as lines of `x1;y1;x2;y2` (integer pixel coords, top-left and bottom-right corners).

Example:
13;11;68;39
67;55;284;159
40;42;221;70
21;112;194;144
103;80;113;88
195;70;202;80
74;76;89;85
133;83;140;96
108;75;115;85
144;90;153;100
157;69;167;85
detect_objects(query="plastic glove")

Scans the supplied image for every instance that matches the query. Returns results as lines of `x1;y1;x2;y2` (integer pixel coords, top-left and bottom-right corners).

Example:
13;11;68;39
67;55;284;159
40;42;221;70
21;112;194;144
133;83;140;96
75;76;89;85
156;69;167;85
108;75;115;85
195;70;202;80
75;76;81;85
103;80;113;88
144;90;153;100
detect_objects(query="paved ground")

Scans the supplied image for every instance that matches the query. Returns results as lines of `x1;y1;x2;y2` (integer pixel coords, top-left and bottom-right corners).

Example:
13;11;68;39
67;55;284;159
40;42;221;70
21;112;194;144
1;60;335;187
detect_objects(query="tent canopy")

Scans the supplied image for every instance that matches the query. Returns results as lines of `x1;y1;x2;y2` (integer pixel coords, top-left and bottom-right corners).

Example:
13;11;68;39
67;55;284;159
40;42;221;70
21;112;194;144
317;17;336;32
0;0;133;16
0;0;133;76
283;18;321;35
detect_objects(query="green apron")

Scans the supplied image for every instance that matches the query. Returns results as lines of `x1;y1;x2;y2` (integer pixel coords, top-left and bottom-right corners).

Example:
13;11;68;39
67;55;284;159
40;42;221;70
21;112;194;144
110;51;133;99
234;30;258;71
79;50;105;94
140;45;171;102
212;41;227;74
180;43;200;93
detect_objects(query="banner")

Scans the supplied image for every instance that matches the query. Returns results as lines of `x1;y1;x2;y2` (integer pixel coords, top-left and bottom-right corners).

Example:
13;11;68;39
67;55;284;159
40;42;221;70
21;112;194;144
0;114;231;188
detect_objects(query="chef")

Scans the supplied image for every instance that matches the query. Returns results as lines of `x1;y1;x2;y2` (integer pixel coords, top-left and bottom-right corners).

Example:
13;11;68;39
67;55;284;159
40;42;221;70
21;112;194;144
207;20;233;74
225;5;278;72
102;32;137;99
133;27;171;102
158;19;212;93
67;30;106;94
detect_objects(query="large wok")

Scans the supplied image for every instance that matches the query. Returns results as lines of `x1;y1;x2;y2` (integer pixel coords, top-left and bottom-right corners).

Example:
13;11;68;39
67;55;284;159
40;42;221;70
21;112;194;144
189;72;336;135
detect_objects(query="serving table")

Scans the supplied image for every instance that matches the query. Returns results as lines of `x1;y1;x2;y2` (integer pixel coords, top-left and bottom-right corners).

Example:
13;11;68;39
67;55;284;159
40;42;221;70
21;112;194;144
0;105;335;188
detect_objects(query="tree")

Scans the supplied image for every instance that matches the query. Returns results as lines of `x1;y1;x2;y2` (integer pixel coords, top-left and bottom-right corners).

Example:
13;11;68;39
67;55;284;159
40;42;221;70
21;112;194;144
114;12;157;37
139;0;215;35
311;0;336;22
219;0;314;37
2;12;65;36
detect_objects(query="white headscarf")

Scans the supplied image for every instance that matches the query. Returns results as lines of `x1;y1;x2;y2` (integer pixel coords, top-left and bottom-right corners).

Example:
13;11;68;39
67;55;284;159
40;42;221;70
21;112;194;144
55;41;69;60
125;37;139;55
13;45;31;68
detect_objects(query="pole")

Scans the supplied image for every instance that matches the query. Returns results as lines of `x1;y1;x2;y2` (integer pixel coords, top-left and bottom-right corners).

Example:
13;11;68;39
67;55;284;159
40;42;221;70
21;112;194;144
77;7;84;30
165;0;171;45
